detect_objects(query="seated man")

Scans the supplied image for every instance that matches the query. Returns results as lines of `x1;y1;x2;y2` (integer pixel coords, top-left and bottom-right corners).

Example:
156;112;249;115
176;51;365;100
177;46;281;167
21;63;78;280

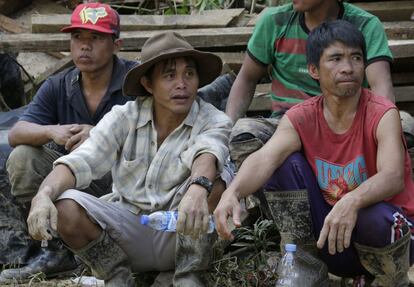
26;31;232;287
2;2;136;280
214;20;414;286
2;2;234;281
225;0;414;170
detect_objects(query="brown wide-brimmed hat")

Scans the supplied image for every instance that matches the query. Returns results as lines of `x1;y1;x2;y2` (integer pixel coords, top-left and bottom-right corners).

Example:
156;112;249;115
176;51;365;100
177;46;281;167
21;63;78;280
123;31;222;97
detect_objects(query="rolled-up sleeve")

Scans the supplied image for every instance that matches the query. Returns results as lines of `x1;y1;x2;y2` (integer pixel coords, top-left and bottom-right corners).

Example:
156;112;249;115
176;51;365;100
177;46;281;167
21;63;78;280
54;105;129;189
181;110;232;173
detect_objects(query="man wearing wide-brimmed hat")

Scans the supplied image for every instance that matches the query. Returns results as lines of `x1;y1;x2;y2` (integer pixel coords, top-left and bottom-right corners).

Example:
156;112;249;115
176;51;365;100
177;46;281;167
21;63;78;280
24;31;233;286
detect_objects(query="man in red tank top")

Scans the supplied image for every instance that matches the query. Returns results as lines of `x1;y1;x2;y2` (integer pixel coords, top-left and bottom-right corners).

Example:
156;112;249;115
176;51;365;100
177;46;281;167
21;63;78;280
214;20;414;286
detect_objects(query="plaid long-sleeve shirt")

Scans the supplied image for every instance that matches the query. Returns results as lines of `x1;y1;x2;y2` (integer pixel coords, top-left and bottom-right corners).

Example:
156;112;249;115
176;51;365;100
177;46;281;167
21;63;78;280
55;96;232;213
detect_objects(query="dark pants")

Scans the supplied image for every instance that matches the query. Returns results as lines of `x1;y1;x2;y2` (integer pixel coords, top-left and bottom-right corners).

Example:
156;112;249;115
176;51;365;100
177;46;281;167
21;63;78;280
266;152;414;278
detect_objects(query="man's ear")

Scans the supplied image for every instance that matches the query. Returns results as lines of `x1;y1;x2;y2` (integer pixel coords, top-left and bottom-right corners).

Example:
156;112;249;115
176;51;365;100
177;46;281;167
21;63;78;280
140;76;153;95
308;63;320;81
113;38;123;53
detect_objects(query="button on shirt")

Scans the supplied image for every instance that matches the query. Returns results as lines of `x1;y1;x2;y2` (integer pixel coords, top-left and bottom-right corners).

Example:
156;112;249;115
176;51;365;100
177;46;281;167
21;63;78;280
55;97;232;213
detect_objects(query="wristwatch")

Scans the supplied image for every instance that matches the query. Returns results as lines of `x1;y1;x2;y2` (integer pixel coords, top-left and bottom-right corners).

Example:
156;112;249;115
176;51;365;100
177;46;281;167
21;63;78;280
189;176;213;194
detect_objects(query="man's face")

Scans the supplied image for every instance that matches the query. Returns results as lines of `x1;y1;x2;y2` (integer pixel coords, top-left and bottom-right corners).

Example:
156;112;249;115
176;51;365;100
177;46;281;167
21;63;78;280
309;41;365;98
143;57;199;118
70;29;119;73
292;0;325;12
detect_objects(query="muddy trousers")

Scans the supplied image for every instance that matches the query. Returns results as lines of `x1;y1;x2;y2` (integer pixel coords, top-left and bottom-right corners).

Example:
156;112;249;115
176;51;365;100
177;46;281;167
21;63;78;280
6;145;112;204
265;152;414;278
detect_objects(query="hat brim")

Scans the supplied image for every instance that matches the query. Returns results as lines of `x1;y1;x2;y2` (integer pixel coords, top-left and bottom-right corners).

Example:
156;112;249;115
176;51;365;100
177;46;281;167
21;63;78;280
61;25;115;35
123;49;222;97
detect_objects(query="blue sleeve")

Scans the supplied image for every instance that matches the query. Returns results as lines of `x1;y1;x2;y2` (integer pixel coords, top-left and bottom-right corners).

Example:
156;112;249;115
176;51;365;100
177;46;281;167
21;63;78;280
19;78;58;125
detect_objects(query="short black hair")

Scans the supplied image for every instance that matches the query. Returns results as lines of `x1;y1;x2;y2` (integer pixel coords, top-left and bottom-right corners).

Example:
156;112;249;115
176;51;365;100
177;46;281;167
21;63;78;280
306;20;367;68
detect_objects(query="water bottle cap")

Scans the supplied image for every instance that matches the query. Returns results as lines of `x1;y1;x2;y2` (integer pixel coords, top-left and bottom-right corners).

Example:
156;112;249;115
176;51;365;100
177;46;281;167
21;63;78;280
140;215;149;225
285;243;297;252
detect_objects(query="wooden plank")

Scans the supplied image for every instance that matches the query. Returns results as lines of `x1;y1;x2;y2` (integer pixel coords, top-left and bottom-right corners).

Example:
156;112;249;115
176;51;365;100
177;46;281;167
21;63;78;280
24;56;74;95
395;86;414;103
384;22;414;40
0;14;66;59
249;84;414;111
2;27;414;57
353;1;414;21
0;14;26;33
0;27;254;52
392;72;414;85
31;9;245;33
389;40;414;58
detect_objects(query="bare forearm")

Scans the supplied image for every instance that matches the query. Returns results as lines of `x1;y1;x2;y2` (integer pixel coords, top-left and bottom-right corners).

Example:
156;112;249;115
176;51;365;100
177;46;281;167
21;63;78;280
8;121;53;147
370;81;395;103
366;61;395;103
225;76;257;123
347;171;404;210
229;149;279;199
37;164;76;202
191;153;217;181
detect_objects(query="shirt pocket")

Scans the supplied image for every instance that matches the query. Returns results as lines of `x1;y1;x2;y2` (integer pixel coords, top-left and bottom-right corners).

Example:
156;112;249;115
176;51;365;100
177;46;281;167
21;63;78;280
114;155;148;191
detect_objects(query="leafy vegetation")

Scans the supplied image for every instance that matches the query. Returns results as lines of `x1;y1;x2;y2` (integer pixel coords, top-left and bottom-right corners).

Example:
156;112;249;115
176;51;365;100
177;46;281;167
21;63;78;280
205;218;281;287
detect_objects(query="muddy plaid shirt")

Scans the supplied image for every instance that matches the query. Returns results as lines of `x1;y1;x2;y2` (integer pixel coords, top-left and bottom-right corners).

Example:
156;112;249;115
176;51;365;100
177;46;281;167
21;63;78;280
55;96;232;213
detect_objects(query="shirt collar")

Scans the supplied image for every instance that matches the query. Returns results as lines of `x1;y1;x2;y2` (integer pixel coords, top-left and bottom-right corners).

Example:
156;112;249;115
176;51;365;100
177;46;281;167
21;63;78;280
107;55;130;96
135;97;200;129
182;98;199;127
68;55;128;99
136;97;153;129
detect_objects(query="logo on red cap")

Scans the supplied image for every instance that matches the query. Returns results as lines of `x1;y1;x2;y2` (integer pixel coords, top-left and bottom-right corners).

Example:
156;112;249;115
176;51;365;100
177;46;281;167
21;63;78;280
79;7;108;25
61;3;120;37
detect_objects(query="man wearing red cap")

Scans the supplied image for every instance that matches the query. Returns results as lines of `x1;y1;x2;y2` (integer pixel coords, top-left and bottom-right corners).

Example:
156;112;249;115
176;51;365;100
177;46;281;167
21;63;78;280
2;2;137;282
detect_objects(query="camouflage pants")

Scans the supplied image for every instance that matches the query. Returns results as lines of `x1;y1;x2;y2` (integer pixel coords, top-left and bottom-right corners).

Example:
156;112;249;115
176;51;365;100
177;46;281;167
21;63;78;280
0;173;31;266
1;144;112;265
229;117;279;170
6;144;112;203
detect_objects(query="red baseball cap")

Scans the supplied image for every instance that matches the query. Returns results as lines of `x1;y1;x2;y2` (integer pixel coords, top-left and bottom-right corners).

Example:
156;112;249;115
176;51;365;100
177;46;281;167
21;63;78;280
61;3;120;38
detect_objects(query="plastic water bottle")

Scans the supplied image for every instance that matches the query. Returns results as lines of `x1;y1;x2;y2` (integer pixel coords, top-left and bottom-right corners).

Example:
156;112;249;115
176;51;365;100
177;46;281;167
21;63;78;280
140;210;215;233
276;244;301;287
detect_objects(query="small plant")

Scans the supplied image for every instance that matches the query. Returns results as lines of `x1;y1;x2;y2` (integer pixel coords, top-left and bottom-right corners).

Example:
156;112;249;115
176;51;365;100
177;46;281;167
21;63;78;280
206;218;280;286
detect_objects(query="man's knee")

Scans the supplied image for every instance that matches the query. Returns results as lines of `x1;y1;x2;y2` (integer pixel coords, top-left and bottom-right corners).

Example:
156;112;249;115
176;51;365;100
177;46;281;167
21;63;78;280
56;199;87;237
354;202;409;247
6;145;42;174
230;118;279;169
7;145;57;201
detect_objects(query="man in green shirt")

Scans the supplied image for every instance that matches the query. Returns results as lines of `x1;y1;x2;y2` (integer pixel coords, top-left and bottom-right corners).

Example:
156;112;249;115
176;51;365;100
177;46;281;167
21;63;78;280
227;0;394;123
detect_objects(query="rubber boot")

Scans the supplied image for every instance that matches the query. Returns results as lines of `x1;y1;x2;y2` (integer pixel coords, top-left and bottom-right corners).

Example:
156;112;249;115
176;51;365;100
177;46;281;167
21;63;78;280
73;231;135;287
173;232;216;287
264;189;329;286
354;231;411;287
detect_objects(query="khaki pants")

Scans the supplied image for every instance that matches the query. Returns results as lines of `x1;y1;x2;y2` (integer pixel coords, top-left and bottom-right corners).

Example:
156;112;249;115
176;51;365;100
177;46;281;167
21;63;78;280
57;190;176;272
6;145;112;204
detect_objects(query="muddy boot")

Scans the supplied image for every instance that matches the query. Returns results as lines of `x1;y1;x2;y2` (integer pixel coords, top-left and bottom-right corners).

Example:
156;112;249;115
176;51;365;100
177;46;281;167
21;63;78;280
73;231;135;287
173;232;216;287
264;189;329;287
354;231;410;287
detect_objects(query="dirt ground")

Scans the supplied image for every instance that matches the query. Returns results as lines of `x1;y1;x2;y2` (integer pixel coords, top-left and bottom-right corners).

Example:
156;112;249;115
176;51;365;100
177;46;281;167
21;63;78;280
0;266;413;287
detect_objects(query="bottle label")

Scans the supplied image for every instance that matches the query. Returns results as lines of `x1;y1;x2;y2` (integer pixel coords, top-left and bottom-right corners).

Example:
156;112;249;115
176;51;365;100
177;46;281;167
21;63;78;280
166;211;178;231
